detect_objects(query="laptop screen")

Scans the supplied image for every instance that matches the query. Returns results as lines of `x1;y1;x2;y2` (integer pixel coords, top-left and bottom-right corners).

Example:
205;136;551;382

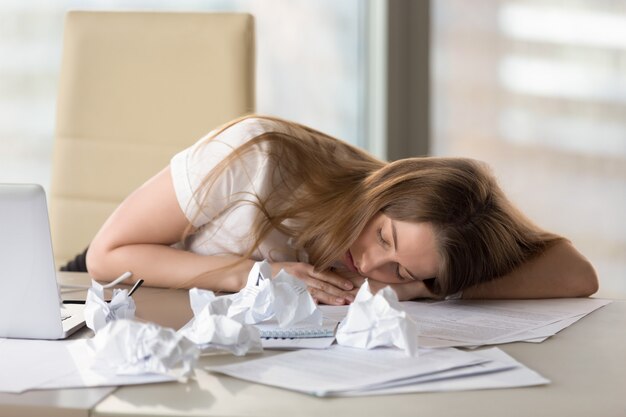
0;184;65;339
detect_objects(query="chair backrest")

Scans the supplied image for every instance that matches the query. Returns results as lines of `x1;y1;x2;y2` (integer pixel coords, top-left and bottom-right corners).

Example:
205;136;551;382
50;11;255;265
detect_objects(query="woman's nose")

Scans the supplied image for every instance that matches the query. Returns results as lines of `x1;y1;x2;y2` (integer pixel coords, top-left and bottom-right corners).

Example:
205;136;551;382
359;249;389;276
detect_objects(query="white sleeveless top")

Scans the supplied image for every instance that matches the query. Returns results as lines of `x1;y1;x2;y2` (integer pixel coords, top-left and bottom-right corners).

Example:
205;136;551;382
170;117;304;262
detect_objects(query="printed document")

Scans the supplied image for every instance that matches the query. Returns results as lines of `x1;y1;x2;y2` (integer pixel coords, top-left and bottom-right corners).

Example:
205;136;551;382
208;345;548;396
404;298;611;347
208;345;490;396
334;348;549;396
322;298;610;348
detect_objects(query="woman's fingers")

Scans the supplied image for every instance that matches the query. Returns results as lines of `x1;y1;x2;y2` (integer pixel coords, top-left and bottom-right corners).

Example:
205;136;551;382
346;274;366;288
270;261;358;305
274;261;437;304
309;269;354;290
308;286;346;305
303;276;356;305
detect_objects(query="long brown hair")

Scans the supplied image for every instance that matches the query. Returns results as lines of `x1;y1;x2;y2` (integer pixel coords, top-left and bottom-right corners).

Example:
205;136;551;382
360;158;563;295
183;115;562;295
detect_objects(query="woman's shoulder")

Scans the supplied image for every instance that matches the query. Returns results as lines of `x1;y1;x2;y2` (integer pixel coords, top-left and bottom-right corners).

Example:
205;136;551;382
219;116;294;143
181;115;321;166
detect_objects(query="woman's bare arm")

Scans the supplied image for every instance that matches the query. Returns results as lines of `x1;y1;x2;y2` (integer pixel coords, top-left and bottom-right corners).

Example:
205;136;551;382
461;240;598;299
87;166;254;291
369;240;598;301
86;166;356;303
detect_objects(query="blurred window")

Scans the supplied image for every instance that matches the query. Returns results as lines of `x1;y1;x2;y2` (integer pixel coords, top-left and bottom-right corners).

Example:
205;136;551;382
0;0;365;186
433;0;626;298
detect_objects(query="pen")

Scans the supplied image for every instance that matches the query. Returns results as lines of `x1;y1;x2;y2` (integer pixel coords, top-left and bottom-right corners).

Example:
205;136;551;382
62;299;107;304
128;279;144;296
62;277;144;304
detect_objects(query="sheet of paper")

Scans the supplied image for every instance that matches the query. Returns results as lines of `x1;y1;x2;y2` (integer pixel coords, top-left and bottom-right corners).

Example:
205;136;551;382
404;298;611;345
486;314;589;345
335;348;549;396
0;338;78;393
318;305;349;322
36;339;173;390
321;299;609;348
412;314;593;348
418;337;478;349
350;350;515;391
208;345;487;396
404;302;566;344
323;302;571;349
0;338;173;393
472;299;611;345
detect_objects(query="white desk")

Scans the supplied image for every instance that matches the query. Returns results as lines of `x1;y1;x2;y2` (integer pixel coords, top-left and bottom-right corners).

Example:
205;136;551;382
1;272;624;417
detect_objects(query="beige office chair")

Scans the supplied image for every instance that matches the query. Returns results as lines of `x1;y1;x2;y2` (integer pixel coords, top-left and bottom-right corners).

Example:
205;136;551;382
50;11;255;266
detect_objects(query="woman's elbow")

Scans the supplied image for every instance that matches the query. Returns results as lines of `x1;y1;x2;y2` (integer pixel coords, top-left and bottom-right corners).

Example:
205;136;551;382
576;260;599;297
85;241;114;281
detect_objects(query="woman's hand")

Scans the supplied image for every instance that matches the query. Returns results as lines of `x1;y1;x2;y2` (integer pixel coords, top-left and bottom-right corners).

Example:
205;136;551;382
271;262;357;306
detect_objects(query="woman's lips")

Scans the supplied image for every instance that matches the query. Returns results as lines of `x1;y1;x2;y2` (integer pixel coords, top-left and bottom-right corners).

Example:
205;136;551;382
344;250;358;274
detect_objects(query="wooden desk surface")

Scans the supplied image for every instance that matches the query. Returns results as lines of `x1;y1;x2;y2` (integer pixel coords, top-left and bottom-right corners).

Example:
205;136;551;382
1;272;624;417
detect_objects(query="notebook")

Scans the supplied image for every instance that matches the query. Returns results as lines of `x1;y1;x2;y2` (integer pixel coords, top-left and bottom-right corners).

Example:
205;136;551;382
254;317;338;339
0;184;85;339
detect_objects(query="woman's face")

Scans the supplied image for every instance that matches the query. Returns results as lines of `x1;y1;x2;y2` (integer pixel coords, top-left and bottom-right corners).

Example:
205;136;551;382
341;212;440;284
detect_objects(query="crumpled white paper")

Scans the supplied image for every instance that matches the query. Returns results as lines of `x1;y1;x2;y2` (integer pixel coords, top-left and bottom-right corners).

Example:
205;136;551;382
177;289;262;356
178;260;324;355
88;319;199;380
271;269;322;327
335;280;419;356
188;287;232;316
245;259;273;288
84;281;136;332
227;261;274;324
228;260;323;328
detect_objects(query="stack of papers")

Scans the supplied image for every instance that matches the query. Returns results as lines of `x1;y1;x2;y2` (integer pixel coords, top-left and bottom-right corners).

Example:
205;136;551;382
208;345;549;396
320;298;610;348
1;296;609;395
403;298;611;348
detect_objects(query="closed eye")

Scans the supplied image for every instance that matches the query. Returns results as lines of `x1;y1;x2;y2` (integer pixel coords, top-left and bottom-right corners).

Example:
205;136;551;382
395;263;406;280
378;226;413;282
377;228;389;247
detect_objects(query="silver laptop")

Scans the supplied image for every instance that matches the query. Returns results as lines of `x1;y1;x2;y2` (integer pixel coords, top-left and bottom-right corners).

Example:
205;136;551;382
0;184;85;339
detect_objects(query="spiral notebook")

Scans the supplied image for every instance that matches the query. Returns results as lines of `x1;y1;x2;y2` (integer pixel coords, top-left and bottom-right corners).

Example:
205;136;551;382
254;318;338;339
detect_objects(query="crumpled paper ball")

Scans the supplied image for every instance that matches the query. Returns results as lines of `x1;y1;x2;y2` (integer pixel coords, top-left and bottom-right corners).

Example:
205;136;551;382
88;319;199;380
335;280;419;356
177;288;262;356
84;281;136;332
